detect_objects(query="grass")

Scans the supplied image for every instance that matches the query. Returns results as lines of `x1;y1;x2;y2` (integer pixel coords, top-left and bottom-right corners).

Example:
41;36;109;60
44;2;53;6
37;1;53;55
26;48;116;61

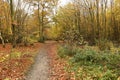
58;45;120;80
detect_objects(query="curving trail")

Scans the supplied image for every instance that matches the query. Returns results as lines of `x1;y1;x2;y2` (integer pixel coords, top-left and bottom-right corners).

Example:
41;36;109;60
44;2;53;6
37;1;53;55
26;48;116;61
25;45;50;80
25;41;66;80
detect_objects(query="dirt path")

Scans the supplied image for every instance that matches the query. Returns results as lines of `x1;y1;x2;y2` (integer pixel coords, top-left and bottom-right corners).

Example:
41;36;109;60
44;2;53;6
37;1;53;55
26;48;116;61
25;45;50;80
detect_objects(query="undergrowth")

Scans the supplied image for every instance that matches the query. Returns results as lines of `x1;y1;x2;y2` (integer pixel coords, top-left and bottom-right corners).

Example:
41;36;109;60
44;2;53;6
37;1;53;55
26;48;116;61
58;45;120;80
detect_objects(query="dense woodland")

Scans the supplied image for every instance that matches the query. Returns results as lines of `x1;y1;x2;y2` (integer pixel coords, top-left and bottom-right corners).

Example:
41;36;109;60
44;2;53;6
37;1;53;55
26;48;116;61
0;0;120;80
0;0;120;47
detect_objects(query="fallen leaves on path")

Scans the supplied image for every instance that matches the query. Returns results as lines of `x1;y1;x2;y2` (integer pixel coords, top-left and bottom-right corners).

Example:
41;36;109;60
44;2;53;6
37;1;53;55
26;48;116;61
46;42;70;80
0;42;71;80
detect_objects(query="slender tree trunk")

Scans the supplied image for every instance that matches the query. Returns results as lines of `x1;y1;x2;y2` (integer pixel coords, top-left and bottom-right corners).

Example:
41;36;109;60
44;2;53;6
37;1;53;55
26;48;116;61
104;0;107;39
12;24;16;48
37;2;41;42
10;0;16;48
96;0;100;40
40;6;44;42
89;7;95;42
0;18;5;48
0;32;5;48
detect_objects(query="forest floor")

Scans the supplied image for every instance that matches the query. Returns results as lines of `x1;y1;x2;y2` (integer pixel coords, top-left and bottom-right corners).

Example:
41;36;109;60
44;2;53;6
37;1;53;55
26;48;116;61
0;41;68;80
25;41;68;80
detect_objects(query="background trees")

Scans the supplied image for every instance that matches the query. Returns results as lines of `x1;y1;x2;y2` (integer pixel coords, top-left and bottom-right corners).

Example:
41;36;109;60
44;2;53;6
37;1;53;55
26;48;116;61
54;0;120;46
0;0;11;47
0;0;120;47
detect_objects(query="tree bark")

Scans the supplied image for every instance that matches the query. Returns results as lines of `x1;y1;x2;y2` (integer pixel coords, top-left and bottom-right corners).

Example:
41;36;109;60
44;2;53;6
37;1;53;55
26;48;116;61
10;0;16;48
0;32;5;48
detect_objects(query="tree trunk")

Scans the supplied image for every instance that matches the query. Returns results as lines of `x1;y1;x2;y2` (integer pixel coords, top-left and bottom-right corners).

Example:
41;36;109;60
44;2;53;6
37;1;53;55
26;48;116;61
0;32;5;48
10;0;16;48
12;24;16;48
37;2;41;42
96;0;100;40
40;5;44;43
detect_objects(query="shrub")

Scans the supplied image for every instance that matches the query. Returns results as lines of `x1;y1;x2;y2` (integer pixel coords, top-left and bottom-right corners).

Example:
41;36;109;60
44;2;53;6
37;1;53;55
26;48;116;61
57;45;67;58
65;47;120;79
73;48;99;63
61;29;87;46
58;44;78;58
11;51;22;59
101;70;117;80
95;39;114;51
58;44;120;79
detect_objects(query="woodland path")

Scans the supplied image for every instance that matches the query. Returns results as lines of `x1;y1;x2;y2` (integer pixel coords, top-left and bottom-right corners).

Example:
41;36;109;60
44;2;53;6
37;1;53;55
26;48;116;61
25;44;50;80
